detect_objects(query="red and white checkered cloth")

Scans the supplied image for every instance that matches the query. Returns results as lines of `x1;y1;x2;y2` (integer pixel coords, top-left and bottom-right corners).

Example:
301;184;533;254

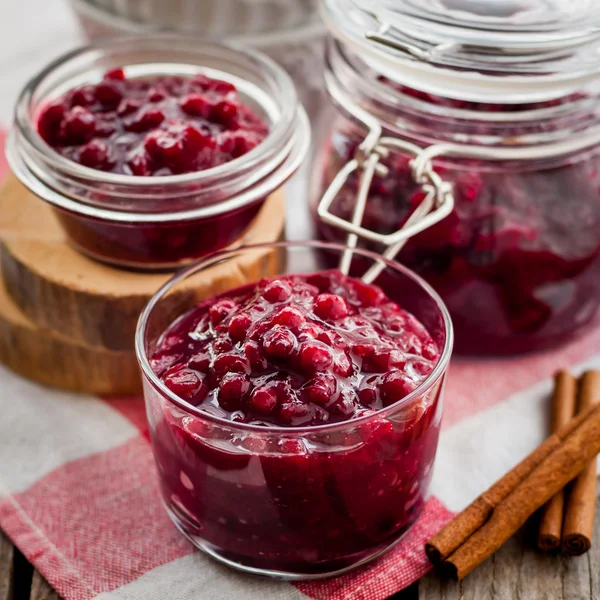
1;6;600;594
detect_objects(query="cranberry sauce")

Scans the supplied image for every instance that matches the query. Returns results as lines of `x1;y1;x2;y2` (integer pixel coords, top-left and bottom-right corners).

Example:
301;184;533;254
316;119;600;355
37;68;269;176
53;200;262;269
147;271;443;573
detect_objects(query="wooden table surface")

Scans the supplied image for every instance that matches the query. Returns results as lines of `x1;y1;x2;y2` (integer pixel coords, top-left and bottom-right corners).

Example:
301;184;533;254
2;482;598;600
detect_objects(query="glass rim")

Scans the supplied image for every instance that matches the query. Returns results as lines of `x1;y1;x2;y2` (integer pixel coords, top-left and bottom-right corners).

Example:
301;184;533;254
326;38;600;158
14;34;298;188
6;109;310;223
135;240;454;435
9;34;311;223
321;0;600;77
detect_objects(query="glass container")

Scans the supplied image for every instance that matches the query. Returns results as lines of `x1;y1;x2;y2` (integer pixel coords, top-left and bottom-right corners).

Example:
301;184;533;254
136;241;453;578
312;0;600;354
7;35;310;270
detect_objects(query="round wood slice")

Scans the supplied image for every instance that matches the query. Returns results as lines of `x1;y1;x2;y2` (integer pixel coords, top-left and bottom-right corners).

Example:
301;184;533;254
0;267;141;395
0;176;285;352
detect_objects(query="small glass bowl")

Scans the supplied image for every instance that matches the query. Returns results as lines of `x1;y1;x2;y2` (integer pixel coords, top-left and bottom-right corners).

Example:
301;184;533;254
135;241;453;578
7;35;310;270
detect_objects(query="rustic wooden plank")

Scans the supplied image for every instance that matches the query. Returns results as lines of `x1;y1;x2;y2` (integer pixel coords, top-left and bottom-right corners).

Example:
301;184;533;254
29;571;60;600
418;568;462;600
0;530;14;600
420;481;600;599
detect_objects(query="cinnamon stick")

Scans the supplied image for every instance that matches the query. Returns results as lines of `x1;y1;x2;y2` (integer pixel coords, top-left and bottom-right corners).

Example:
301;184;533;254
537;371;577;551
444;402;600;580
561;370;600;555
425;400;597;564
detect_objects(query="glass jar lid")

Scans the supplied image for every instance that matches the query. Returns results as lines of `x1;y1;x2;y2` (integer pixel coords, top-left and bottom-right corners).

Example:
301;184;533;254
320;0;600;102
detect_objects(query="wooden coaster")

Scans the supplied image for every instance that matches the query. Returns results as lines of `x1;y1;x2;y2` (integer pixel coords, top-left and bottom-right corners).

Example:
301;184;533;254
0;267;141;395
0;176;285;352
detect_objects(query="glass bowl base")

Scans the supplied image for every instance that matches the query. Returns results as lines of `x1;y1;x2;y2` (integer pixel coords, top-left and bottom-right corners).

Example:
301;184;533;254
163;500;417;580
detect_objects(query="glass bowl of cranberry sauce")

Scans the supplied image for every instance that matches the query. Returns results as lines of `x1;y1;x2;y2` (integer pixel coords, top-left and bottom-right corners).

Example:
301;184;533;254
7;35;310;270
135;240;453;578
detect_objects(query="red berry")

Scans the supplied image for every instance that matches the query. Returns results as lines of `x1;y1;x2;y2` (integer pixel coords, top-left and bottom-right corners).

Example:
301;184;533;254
272;306;305;329
363;348;406;373
212;99;238;124
333;352;353;377
188;351;210;372
38;102;65;144
380;371;417;406
299;341;333;373
209;299;237;326
228;313;252;342
213;354;249;377
328;390;359;416
180;93;213;117
94;81;123;107
212;338;233;354
69;87;95;107
206;78;236;95
279;402;311;425
244;340;268;372
263;279;292;303
127;154;151;176
150;351;183;377
351;281;385;307
117;98;142;116
303;373;336;405
148;88;167;102
125;108;165;132
249;386;279;414
78;140;110;169
218;130;260;158
218;373;250;410
62;106;95;143
262;326;297;359
358;384;378;407
182;125;213;151
313;294;349;321
104;68;125;80
164;367;207;401
423;341;439;361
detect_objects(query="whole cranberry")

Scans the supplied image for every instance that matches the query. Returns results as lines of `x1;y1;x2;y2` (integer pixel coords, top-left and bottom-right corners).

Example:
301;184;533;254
380;371;417;406
244;340;268;372
62;106;96;143
303;373;336;405
272;306;306;329
262;326;297;359
228;313;253;342
313;293;349;321
279;402;312;425
180;93;213;118
95;81;123;107
263;279;292;303
164;367;207;402
249;386;279;414
78;140;111;170
188;351;210;372
218;373;251;410
299;341;333;373
210;299;237;326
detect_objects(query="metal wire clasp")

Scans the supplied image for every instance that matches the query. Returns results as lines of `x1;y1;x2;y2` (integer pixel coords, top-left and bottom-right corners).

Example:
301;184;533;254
317;136;455;283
